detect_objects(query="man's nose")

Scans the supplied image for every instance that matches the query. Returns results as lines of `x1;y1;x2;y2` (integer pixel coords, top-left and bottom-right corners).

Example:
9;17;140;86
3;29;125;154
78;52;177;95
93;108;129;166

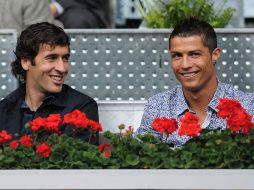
181;56;192;69
55;58;69;72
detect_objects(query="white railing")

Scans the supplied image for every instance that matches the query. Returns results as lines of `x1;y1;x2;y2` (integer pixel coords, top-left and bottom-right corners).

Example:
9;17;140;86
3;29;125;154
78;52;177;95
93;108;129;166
0;169;253;189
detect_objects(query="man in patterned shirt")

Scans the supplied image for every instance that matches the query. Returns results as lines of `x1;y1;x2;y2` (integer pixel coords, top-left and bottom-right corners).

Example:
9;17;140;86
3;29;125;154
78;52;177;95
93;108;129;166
135;17;254;147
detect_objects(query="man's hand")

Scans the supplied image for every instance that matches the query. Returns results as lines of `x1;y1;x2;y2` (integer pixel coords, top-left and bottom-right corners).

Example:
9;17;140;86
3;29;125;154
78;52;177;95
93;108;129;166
50;3;59;17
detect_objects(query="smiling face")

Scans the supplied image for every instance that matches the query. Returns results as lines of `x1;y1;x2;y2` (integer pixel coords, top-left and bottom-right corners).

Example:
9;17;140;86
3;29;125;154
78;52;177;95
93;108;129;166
170;35;221;94
21;44;70;96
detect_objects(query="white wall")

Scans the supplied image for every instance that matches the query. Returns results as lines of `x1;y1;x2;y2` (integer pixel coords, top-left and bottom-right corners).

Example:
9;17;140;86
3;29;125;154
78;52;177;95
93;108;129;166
98;101;146;133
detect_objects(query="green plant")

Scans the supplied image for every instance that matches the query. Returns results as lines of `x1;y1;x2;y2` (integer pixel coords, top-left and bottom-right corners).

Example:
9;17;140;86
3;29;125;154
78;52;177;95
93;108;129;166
103;128;254;169
136;0;235;28
2;127;254;169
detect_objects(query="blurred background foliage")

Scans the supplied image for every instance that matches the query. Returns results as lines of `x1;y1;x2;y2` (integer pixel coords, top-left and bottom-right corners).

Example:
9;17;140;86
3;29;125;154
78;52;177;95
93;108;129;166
136;0;235;28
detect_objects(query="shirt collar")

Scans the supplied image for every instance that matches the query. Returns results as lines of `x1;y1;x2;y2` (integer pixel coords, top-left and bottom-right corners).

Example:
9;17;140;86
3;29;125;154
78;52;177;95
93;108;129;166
174;85;189;116
20;95;56;110
207;80;225;113
37;93;67;109
19;84;69;110
174;80;224;116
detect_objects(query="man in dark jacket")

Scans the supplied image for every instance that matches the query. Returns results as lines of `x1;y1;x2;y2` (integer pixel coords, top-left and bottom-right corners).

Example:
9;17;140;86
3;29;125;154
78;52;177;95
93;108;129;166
0;22;99;144
50;0;109;28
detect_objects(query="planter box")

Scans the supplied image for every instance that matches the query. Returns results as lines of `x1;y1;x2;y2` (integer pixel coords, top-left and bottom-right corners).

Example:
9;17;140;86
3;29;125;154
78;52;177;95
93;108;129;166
0;169;254;189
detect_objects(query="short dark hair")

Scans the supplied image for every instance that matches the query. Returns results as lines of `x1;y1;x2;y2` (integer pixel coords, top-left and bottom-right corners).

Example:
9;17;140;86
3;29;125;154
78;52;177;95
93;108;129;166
11;22;70;83
169;17;217;53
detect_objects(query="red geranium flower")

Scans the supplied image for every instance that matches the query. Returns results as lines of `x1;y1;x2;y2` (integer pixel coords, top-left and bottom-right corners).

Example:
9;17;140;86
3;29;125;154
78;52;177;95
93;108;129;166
45;114;62;133
0;130;12;143
98;143;112;152
9;140;19;149
102;149;112;157
217;98;254;134
29;117;46;132
152;117;178;134
87;119;103;133
98;143;112;157
226;109;254;134
217;98;242;119
178;112;202;137
63;109;89;128
36;143;51;158
19;135;33;147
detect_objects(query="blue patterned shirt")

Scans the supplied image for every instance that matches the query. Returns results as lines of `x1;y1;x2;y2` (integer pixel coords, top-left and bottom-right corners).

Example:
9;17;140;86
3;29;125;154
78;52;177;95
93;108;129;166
135;82;254;147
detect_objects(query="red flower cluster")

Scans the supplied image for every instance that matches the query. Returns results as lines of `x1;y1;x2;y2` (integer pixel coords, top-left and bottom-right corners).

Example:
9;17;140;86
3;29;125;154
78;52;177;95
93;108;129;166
29;114;61;133
64;110;88;128
0;130;12;143
19;135;33;147
152;117;178;134
217;98;242;118
45;114;61;133
178;112;202;137
36;143;51;158
102;149;112;157
30;117;45;132
9;140;19;149
29;110;102;135
87;120;103;132
98;143;112;157
0;109;101;161
217;98;254;134
64;109;102;132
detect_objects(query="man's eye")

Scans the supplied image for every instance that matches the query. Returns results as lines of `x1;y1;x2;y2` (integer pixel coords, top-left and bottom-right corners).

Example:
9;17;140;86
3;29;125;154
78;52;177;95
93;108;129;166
190;53;200;58
171;54;181;59
62;55;69;62
46;56;57;61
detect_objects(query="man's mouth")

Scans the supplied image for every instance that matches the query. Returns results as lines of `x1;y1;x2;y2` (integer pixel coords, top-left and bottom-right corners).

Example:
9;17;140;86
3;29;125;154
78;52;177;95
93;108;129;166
49;75;64;82
181;71;199;78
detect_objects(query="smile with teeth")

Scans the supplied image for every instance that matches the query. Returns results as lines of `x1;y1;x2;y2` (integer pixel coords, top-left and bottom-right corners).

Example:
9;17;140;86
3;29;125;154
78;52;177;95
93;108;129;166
50;75;64;81
181;71;199;78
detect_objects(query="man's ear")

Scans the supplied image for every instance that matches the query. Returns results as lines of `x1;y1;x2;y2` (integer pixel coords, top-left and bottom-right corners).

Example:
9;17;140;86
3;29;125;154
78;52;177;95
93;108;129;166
21;58;31;71
212;48;221;65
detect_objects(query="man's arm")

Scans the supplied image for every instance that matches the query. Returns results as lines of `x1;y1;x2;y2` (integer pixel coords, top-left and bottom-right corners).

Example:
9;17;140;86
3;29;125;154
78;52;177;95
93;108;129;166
135;98;163;141
79;100;99;122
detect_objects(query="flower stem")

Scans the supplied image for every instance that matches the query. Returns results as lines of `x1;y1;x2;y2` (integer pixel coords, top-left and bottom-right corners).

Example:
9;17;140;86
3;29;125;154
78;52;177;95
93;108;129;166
88;133;93;144
165;133;169;143
72;127;77;138
119;129;122;143
33;133;38;144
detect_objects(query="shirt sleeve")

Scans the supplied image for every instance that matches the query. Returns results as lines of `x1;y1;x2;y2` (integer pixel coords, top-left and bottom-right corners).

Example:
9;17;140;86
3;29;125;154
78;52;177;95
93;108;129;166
52;1;64;15
246;94;254;123
79;100;99;122
134;98;163;141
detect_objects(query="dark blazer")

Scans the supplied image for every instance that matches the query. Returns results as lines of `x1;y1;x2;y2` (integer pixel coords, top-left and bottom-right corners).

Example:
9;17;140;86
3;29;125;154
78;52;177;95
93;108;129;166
56;0;108;28
0;84;99;144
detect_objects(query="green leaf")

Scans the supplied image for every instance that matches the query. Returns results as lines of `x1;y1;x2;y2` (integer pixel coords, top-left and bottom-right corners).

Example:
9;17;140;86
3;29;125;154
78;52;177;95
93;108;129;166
126;155;140;166
49;151;64;163
4;157;15;164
